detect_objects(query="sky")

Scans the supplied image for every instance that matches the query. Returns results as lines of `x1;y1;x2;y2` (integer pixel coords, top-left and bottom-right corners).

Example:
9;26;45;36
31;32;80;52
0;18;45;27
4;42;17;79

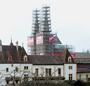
0;0;90;53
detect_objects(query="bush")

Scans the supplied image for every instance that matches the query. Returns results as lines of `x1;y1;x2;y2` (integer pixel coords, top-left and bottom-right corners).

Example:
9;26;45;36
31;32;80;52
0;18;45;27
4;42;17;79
73;80;87;86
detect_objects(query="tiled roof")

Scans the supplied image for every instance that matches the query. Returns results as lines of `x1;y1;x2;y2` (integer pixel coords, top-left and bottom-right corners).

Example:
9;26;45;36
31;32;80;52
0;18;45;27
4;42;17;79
62;49;75;63
0;44;31;63
29;49;75;65
75;52;90;59
77;69;90;73
29;55;64;65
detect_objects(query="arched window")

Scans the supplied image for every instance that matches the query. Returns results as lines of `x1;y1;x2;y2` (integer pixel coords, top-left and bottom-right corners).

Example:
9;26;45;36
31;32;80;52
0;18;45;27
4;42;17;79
8;56;12;61
68;56;71;62
24;55;27;61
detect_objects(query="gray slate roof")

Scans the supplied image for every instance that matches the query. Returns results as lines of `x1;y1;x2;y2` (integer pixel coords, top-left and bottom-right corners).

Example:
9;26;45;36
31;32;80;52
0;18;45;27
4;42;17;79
77;69;90;73
75;52;90;59
0;43;31;63
29;49;75;65
29;55;64;65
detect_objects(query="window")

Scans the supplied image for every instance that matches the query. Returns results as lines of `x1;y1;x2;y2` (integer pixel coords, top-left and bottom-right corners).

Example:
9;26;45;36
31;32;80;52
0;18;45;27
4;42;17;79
58;68;61;76
86;75;88;80
8;56;12;61
45;68;51;76
24;66;28;70
16;80;18;84
79;75;81;80
82;60;83;62
24;74;28;81
11;64;13;67
69;74;73;80
6;68;9;72
16;67;18;72
24;55;27;61
49;69;51;76
35;68;39;76
7;81;9;84
79;60;80;62
68;56;71;62
69;66;73;70
46;69;48;76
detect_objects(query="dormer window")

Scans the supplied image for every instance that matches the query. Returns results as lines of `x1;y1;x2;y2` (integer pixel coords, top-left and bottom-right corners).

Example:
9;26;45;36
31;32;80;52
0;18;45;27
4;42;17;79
8;56;12;61
68;56;71;62
24;55;27;61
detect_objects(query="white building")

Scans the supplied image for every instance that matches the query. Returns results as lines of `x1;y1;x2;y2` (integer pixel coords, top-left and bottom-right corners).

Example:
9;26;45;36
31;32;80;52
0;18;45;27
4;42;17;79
29;49;77;81
0;40;77;85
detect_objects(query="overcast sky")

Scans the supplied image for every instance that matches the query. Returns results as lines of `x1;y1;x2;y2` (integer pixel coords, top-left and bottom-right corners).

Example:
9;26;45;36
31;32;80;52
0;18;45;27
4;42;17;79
0;0;90;53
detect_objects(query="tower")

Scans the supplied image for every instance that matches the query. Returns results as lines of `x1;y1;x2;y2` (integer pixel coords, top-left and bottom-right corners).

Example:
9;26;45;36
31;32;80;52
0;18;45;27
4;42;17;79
36;5;53;55
27;9;39;55
28;5;61;55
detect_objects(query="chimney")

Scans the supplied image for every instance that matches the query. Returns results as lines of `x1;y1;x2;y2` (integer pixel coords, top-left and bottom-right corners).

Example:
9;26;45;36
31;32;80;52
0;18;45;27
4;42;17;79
16;41;18;51
0;40;2;52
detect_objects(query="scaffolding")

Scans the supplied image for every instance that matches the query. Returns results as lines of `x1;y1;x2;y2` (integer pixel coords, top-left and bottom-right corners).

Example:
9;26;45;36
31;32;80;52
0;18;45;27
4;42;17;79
28;9;40;55
27;5;74;55
28;5;56;55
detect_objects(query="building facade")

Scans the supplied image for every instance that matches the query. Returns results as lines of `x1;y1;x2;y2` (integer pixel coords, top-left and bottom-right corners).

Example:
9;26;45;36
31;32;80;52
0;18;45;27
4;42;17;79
75;52;90;82
0;40;76;85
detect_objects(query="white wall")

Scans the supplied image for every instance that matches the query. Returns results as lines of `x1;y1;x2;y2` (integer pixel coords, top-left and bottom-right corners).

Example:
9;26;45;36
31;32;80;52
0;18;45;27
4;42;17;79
64;64;76;80
0;63;32;85
33;65;64;77
0;64;19;85
43;65;55;77
0;63;77;85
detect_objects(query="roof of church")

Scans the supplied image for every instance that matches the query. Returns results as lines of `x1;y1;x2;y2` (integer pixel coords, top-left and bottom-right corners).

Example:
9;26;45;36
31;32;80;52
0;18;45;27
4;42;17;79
57;37;62;44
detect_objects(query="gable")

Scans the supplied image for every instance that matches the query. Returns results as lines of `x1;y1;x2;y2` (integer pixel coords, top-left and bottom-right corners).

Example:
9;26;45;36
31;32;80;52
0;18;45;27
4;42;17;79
62;49;75;63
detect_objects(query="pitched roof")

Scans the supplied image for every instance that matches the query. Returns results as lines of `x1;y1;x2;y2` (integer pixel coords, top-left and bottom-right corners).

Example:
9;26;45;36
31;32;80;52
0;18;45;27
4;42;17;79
62;49;75;63
75;52;90;59
0;44;31;63
77;69;90;73
29;49;76;65
57;37;62;44
29;55;64;65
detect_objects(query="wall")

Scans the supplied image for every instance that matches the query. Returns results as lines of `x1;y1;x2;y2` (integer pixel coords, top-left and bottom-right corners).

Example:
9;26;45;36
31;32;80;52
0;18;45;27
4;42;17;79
33;65;64;77
64;64;76;80
77;73;90;82
0;64;19;85
0;63;32;85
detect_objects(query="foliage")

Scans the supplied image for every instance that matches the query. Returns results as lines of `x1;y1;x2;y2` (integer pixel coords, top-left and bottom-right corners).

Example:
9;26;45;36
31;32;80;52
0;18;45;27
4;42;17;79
32;76;65;80
19;79;90;86
73;80;87;86
19;80;73;86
